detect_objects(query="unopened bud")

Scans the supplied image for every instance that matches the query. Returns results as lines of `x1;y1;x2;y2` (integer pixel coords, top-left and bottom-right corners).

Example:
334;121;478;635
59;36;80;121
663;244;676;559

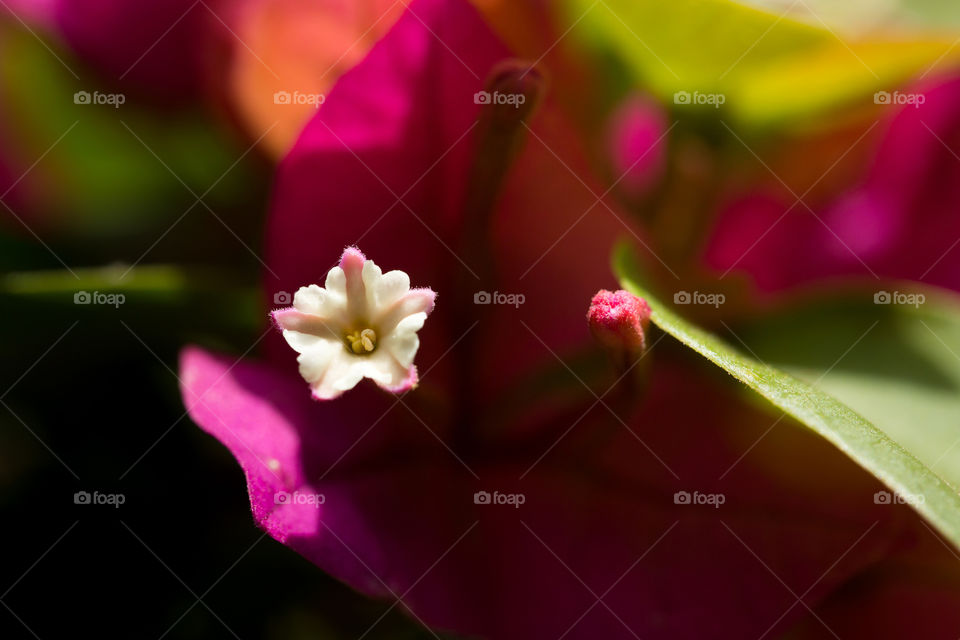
587;289;651;355
479;61;544;129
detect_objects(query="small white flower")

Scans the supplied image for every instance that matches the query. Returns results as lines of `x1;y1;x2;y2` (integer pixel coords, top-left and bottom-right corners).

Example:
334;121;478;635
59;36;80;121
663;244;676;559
272;247;436;400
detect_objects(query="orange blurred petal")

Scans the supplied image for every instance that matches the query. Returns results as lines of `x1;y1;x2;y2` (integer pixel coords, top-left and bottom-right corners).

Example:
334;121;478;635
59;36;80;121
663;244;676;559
227;0;404;157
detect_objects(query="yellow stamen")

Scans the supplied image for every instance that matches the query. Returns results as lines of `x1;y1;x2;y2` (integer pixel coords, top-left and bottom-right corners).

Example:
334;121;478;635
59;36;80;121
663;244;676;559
346;328;377;354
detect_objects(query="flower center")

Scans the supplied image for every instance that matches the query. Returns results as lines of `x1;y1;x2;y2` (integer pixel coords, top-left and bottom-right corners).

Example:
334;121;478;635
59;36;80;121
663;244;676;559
345;328;377;354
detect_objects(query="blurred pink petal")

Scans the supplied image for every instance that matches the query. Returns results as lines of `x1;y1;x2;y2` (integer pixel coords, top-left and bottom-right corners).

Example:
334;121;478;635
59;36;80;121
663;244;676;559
607;94;668;199
706;77;960;295
221;0;404;156
182;345;903;639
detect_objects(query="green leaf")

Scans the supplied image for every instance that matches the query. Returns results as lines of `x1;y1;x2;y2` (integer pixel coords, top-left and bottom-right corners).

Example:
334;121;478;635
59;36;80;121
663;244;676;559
614;243;960;548
0;265;262;358
735;292;960;495
564;0;960;128
740;0;960;31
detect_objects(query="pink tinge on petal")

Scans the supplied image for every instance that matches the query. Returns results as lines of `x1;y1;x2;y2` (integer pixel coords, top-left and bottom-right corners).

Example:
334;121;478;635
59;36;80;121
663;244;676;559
377;287;436;333
376;363;418;393
271;307;335;338
337;246;371;322
403;287;437;315
338;244;366;292
338;246;366;266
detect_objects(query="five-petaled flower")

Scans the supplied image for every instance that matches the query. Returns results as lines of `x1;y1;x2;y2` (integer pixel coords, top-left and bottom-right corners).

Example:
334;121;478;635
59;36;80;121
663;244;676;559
272;247;435;399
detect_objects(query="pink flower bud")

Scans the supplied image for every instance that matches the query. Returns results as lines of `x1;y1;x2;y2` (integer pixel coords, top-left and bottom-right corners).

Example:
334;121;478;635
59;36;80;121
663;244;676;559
587;289;651;355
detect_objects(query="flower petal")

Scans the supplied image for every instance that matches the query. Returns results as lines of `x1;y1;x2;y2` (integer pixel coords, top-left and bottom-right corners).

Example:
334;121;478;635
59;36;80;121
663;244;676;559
382;312;426;368
310;349;366;399
338;247;369;320
367;265;412;311
220;0;404;156
298;340;349;395
375;288;436;334
272;307;341;350
180;346;435;585
293;283;344;319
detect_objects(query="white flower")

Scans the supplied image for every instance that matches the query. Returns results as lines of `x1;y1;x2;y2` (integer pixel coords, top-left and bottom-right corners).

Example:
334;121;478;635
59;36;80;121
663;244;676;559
272;247;436;400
